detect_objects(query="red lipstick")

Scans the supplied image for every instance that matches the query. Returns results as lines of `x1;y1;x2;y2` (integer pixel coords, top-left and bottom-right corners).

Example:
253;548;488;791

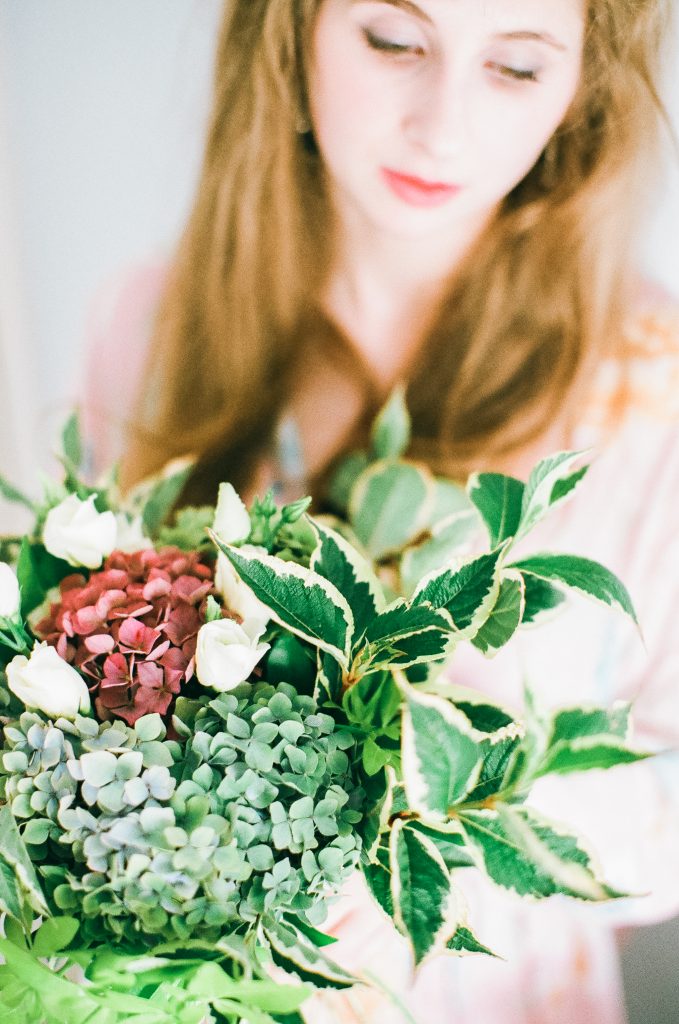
381;168;461;208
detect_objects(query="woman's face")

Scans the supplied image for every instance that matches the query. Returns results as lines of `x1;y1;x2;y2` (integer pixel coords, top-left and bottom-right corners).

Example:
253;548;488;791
308;0;586;243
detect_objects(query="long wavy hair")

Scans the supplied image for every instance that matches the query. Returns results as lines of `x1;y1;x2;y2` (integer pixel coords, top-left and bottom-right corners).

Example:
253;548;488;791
122;0;671;503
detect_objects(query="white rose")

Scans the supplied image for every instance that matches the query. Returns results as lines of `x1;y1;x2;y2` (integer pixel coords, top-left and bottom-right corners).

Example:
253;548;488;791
212;483;251;544
43;494;117;569
0;563;21;620
195;617;270;693
115;514;153;553
6;642;91;719
215;545;271;631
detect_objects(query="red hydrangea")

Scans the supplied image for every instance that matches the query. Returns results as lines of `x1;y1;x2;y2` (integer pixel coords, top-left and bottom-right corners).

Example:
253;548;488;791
33;548;218;725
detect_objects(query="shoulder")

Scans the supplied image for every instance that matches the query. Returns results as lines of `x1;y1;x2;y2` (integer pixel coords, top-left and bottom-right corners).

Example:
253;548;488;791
577;280;679;444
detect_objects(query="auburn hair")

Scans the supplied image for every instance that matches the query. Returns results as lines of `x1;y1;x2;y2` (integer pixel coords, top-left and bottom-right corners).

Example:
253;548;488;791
122;0;671;504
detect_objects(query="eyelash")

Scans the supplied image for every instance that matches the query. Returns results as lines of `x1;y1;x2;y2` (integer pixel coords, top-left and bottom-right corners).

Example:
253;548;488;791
362;29;540;83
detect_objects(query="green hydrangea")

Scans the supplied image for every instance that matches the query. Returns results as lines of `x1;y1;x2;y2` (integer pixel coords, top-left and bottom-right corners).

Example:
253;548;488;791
0;682;363;948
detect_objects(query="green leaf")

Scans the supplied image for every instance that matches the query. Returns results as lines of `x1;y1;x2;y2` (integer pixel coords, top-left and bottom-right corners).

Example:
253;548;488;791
516;451;589;542
212;537;354;667
400;511;480;597
450;694;514;734
363;843;395;920
349;461;436;560
467;473;524;548
537;737;649;777
0;476;35;512
551;704;630;744
459;805;626;901
326;452;371;515
401;686;482;818
521;575;566;625
141;461;194;538
363;601;451;655
463;732;522;802
390;821;457;964
284;915;338;949
0;858;22;923
511;553;638;625
446;925;500;958
16;539;73;616
406;822;475;869
61;413;83;472
32;917;79;956
263;920;357;989
0;805;49;917
371;386;411;460
412;546;505;637
472;573;525;657
310;519;384;638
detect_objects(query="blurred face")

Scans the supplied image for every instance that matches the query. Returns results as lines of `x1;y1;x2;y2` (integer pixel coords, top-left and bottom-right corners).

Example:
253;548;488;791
308;0;586;243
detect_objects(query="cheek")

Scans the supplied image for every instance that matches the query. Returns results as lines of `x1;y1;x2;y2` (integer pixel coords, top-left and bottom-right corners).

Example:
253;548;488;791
308;20;394;160
474;77;580;188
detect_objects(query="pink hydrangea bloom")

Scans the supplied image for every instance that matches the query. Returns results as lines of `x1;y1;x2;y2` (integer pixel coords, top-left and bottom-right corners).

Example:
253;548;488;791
34;547;221;725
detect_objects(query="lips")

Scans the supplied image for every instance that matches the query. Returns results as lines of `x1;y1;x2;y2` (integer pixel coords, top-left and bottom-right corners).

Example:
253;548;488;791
381;168;462;208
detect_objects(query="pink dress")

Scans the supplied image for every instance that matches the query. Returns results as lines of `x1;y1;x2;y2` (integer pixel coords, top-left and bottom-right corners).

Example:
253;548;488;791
82;274;679;1024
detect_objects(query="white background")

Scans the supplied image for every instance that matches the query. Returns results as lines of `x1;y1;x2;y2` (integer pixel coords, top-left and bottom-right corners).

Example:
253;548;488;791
0;3;678;1020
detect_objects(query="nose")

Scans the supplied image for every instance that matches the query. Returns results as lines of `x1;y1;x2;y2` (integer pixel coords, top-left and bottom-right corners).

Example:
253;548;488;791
402;63;469;162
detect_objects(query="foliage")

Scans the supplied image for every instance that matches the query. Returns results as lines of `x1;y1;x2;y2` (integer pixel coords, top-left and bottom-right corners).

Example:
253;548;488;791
0;399;648;1018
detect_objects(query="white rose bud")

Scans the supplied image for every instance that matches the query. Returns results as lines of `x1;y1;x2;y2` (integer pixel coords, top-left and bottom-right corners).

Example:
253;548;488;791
43;494;117;569
212;483;251;544
195;617;270;693
0;563;21;620
6;642;91;719
214;544;271;632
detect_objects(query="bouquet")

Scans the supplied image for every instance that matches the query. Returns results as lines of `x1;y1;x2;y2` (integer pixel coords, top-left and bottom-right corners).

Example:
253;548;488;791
0;396;646;1023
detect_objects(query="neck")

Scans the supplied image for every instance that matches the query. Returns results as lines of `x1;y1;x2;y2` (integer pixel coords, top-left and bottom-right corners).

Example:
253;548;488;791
325;198;493;322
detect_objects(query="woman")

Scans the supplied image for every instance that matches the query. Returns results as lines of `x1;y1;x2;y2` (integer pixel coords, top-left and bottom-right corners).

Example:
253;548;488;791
86;1;679;1021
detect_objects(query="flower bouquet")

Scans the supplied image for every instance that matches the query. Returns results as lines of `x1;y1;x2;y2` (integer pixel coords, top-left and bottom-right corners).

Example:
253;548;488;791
0;397;647;1023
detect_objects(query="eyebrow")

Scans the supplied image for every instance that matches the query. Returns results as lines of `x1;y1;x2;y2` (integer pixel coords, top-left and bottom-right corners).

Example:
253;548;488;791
493;31;568;53
350;2;569;52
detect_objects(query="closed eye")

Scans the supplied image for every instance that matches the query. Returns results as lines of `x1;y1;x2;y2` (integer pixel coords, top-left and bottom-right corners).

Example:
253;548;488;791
362;27;425;56
487;62;540;83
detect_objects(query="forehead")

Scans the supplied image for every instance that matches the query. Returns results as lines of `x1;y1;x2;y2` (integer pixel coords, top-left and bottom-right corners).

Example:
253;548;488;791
346;0;586;35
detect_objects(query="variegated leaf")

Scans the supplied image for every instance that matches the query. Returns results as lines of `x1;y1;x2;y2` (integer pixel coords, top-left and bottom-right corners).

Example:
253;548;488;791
310;519;385;639
515;451;589;542
536;736;650;777
348;461;436;560
0;806;48;918
472;572;525;657
458;805;626;901
262;919;357;989
405;821;475;869
401;685;483;818
363;842;395;921
400;511;480;597
446;925;500;958
371;385;411;460
467;472;524;548
211;535;354;666
412;546;506;638
521;574;566;626
511;553;638;625
390;821;460;964
463;729;523;803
